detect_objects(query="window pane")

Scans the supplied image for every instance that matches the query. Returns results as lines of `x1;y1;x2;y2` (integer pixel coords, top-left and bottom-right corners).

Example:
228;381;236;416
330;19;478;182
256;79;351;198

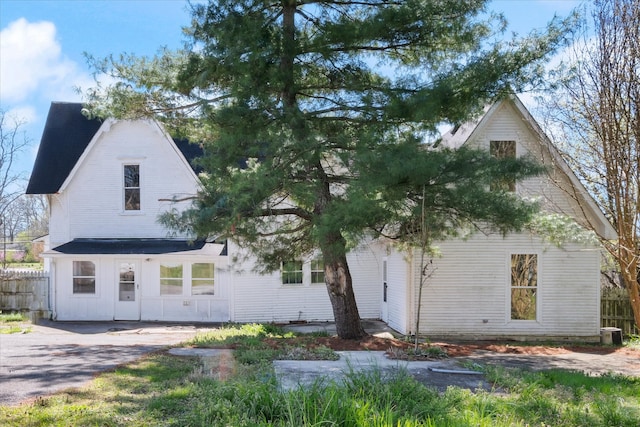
511;288;537;320
73;261;95;277
192;263;214;279
124;165;139;187
192;280;215;295
160;279;183;295
510;254;537;320
160;264;183;278
511;254;537;288
490;140;516;159
125;189;140;210
73;278;95;294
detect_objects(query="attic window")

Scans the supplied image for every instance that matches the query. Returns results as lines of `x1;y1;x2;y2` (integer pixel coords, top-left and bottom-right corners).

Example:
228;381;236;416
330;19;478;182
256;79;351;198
124;164;140;210
490;140;516;192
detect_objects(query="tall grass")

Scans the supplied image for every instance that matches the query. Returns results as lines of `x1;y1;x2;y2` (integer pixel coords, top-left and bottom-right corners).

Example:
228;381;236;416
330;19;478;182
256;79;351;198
3;352;639;426
2;323;639;426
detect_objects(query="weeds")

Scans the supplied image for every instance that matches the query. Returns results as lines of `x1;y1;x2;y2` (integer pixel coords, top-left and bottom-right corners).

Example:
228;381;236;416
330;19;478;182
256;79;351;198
2;323;639;426
0;312;31;334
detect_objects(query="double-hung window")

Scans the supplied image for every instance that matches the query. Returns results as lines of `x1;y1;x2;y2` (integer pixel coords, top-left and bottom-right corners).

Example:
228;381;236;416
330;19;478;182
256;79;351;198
510;254;538;320
160;263;183;295
124;164;140;211
73;261;96;294
191;263;215;295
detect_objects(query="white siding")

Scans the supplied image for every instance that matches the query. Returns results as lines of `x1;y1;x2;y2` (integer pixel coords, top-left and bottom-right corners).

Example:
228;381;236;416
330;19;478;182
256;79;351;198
388;101;603;340
52;253;230;322
230;241;381;323
411;233;600;339
50;120;199;246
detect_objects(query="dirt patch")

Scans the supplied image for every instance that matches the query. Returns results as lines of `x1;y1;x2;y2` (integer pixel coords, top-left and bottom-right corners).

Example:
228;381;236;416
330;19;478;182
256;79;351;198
264;334;639;359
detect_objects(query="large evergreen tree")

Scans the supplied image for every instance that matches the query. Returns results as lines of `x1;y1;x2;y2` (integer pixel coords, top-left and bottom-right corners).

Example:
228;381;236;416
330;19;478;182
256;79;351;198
88;0;572;338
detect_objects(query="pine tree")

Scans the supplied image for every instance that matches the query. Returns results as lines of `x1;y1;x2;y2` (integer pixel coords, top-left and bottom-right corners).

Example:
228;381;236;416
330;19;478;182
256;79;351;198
88;0;572;338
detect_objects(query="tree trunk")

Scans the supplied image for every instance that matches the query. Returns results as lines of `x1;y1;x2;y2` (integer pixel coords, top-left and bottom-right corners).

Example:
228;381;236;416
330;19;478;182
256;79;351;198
321;233;366;340
618;244;640;331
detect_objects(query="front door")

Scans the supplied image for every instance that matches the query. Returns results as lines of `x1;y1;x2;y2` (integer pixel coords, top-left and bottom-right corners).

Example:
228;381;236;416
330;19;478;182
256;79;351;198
114;261;140;320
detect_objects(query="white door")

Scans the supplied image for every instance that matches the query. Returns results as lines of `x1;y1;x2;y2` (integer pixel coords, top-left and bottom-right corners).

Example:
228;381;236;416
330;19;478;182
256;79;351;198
381;259;389;322
114;261;140;320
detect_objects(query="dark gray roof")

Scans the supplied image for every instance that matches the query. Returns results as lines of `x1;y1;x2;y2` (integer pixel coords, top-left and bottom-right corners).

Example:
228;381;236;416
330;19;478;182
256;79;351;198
26;102;204;194
51;238;209;255
26;103;103;194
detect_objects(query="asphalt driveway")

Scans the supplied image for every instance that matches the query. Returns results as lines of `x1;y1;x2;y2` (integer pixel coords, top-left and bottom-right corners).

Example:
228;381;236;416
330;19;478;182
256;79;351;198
0;320;204;406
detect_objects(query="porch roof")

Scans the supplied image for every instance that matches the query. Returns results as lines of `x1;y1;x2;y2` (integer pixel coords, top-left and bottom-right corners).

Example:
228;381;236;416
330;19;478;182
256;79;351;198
49;238;226;256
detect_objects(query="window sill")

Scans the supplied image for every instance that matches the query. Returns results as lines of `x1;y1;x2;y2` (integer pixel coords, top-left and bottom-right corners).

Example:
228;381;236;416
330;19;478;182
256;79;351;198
120;211;146;216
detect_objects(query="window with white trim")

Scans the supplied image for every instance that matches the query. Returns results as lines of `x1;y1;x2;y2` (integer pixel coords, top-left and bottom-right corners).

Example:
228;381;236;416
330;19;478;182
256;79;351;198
73;261;96;294
510;254;537;320
311;259;325;284
282;261;303;285
160;263;183;295
124;164;140;210
191;263;215;295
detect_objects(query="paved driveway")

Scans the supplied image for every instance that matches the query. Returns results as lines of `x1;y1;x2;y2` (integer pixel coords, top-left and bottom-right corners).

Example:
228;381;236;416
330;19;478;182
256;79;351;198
0;320;205;406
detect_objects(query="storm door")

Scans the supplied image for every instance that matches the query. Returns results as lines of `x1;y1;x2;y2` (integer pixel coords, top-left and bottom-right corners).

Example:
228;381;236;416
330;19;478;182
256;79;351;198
114;261;140;320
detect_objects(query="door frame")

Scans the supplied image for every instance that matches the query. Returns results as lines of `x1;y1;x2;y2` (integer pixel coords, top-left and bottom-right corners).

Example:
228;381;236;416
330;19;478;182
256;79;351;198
114;259;141;320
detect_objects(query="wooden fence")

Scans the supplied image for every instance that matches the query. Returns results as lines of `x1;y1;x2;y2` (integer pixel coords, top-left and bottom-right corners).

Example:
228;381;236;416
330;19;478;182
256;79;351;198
601;287;639;336
0;270;49;320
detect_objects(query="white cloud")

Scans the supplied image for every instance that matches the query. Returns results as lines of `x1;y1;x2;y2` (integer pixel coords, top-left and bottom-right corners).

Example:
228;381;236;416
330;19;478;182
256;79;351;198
0;18;90;104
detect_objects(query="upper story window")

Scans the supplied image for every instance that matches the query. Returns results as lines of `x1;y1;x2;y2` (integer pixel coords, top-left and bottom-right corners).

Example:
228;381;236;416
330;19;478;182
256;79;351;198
490;140;516;192
123;164;140;210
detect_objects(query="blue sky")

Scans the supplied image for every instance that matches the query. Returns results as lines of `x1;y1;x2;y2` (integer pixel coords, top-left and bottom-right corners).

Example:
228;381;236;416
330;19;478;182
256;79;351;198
1;0;583;178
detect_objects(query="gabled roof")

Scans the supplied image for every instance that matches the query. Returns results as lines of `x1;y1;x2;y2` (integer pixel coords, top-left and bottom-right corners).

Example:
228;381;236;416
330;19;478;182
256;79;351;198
441;95;617;240
26;103;103;194
26;102;204;194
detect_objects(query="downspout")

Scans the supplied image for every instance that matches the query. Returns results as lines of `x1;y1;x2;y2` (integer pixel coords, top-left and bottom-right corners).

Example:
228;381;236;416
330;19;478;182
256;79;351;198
406;249;415;335
49;258;56;320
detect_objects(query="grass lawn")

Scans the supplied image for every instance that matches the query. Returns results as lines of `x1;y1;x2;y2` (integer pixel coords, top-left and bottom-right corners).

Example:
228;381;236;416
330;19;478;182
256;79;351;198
0;312;31;334
1;324;639;426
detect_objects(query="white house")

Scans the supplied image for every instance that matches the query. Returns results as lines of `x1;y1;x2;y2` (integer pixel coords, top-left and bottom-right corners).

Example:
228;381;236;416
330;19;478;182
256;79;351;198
27;97;615;340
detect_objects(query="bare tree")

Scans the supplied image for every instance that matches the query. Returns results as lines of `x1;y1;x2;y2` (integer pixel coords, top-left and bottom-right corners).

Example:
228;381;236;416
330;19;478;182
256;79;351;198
541;0;640;329
0;110;30;217
4;194;48;242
